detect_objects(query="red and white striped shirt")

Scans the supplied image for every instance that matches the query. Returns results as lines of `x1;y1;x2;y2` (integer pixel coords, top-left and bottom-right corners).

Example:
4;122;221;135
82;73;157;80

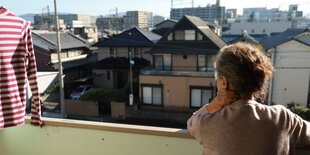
0;5;42;128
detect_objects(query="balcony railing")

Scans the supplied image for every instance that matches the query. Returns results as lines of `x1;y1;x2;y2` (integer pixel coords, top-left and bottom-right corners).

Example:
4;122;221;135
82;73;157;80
141;68;214;77
0;116;309;155
0;116;201;155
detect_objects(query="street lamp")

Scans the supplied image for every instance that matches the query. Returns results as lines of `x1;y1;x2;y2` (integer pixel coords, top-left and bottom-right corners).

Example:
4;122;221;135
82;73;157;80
129;51;134;106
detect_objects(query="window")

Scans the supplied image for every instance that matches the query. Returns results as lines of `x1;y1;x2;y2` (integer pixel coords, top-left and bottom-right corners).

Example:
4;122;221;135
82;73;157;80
142;85;162;105
190;87;213;108
185;30;195;40
198;55;214;71
61;51;68;59
198;55;206;71
207;55;214;71
134;47;141;58
107;71;110;80
154;54;171;70
174;30;185;40
154;55;163;70
110;47;117;58
197;32;203;40
173;30;196;40
128;47;133;59
68;50;82;57
167;33;173;40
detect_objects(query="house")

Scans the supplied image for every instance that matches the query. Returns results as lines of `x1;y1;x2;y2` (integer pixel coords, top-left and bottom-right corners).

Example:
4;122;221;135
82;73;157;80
222;32;267;45
138;15;226;117
152;19;177;36
92;26;161;89
261;28;310;107
32;30;97;96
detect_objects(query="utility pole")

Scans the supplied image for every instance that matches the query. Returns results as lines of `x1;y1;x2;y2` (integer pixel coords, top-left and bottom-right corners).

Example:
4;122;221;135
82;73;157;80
54;0;65;118
129;51;134;106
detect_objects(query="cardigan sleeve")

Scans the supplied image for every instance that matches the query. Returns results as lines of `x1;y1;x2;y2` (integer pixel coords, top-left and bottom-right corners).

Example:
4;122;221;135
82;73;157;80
286;108;310;148
23;23;43;127
187;111;209;144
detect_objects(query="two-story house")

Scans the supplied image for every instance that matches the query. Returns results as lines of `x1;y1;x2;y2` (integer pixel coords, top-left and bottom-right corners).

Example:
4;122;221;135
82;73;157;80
139;15;226;112
261;28;310;107
92;26;161;89
32;30;96;96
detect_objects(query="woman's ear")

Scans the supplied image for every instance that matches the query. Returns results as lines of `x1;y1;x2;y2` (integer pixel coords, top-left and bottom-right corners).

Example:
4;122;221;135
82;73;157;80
217;75;229;90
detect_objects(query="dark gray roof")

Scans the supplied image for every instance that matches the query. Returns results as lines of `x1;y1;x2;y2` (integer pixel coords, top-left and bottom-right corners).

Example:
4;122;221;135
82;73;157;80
222;34;267;44
94;27;161;47
149;15;226;54
32;31;91;50
154;19;177;28
260;29;308;49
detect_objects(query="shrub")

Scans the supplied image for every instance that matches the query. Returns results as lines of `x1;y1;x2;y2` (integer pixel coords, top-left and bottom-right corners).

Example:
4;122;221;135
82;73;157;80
288;105;310;121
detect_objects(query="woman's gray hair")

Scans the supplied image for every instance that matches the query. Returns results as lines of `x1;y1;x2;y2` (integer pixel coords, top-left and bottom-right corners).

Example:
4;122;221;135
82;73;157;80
214;42;274;101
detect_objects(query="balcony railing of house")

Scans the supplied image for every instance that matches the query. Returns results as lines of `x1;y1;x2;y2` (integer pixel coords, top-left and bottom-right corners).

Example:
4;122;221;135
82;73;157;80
141;67;215;77
1;116;309;155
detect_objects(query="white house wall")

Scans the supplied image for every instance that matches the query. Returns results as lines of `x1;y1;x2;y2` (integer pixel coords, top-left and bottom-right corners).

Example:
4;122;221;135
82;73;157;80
272;69;309;106
271;40;310;106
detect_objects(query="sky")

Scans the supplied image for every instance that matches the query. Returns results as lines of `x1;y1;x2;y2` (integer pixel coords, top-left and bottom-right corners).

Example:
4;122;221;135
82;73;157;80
1;0;310;17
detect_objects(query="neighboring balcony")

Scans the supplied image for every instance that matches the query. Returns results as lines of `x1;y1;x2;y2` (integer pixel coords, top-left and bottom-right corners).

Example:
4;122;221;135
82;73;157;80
1;116;309;155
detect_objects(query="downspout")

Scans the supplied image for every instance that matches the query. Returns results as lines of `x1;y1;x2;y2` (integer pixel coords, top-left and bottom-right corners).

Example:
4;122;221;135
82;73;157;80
268;47;276;105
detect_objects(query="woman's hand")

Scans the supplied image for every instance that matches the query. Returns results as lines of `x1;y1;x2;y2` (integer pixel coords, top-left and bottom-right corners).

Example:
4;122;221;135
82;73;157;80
206;89;240;113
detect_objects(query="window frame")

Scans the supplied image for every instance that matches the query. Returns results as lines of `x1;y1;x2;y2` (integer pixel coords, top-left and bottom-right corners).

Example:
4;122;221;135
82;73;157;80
189;86;214;108
153;54;172;71
141;84;163;106
110;47;117;58
197;55;215;72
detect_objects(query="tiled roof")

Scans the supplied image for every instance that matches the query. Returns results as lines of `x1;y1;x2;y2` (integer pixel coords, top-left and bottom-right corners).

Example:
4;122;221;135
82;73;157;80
149;15;226;54
154;19;177;28
94;27;161;47
260;29;308;49
222;34;268;44
33;30;91;50
152;27;173;36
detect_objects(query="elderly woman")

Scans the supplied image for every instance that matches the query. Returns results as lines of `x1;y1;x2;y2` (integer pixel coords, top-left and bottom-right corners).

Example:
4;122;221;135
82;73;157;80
187;42;310;155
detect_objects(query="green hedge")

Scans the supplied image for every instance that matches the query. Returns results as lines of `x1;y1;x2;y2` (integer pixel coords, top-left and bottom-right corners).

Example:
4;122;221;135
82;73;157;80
288;105;310;121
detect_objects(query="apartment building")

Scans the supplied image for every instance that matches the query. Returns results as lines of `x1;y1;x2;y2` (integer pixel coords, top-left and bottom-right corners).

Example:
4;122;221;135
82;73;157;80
123;11;153;30
170;0;225;25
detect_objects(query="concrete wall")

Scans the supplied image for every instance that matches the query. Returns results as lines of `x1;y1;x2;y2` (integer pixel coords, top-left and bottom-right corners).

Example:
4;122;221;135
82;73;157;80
140;75;215;108
270;40;310;106
111;101;126;119
65;100;99;116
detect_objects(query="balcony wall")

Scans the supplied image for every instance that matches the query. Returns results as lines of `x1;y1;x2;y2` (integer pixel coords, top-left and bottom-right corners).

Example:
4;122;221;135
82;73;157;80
0;117;201;155
1;117;309;155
